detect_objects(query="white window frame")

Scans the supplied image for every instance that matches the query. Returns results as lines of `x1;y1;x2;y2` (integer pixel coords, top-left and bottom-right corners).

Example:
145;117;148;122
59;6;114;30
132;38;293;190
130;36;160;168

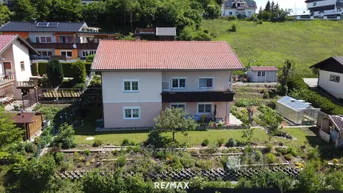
330;74;340;83
123;106;141;120
197;103;213;114
171;77;186;90
61;50;72;58
122;79;139;92
82;50;97;57
199;77;214;89
170;103;186;110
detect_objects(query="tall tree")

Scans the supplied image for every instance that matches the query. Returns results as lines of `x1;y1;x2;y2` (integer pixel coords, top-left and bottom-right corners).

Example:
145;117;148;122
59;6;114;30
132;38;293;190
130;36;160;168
71;60;86;84
47;59;64;87
50;0;82;21
154;108;197;141
0;3;12;25
264;0;271;12
0;106;23;148
12;0;36;21
278;59;294;95
82;1;107;26
31;0;52;21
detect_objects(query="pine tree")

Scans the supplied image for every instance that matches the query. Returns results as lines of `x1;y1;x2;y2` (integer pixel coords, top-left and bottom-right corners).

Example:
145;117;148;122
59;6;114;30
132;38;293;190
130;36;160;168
47;59;64;87
264;0;271;12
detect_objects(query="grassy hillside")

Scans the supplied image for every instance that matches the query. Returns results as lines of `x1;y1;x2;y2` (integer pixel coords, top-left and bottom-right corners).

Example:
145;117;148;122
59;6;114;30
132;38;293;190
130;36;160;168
203;19;343;77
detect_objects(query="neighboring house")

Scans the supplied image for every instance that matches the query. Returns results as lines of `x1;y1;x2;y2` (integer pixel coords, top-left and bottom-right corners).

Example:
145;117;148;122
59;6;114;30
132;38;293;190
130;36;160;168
317;114;343;147
306;0;343;17
276;96;320;125
0;21;117;60
91;41;244;129
11;112;43;140
310;56;343;100
247;66;278;82
0;35;38;99
222;0;257;17
134;27;176;40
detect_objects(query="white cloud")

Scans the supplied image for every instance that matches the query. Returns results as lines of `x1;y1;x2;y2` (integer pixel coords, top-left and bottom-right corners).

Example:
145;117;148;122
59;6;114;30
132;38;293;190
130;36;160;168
255;0;307;13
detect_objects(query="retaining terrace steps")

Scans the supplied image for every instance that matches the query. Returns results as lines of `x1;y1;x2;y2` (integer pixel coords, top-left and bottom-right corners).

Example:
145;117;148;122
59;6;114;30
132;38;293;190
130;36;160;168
55;167;300;181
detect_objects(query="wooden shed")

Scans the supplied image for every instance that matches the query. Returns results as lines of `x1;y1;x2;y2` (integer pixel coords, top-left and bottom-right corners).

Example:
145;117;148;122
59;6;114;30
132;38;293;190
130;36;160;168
10;112;43;140
247;66;278;82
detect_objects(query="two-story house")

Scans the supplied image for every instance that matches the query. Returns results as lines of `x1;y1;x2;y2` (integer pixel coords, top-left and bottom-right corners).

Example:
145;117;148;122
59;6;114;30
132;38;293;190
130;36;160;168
0;35;38;99
91;41;244;129
310;56;343;100
222;0;257;17
305;0;343;17
0;21;116;60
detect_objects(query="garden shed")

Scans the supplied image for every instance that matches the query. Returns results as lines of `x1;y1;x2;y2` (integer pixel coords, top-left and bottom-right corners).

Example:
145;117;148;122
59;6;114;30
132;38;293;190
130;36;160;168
276;96;320;125
247;66;278;82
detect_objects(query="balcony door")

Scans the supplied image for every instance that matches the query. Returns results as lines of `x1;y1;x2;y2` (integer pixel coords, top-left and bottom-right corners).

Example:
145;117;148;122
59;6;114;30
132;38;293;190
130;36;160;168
4;62;12;77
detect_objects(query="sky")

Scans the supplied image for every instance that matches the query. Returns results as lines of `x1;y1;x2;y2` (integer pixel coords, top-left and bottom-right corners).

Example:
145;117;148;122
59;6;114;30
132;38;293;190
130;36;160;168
255;0;307;14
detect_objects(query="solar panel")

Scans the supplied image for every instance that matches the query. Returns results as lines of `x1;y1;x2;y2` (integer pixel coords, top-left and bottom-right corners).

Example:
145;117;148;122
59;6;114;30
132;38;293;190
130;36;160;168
36;22;48;27
48;22;59;28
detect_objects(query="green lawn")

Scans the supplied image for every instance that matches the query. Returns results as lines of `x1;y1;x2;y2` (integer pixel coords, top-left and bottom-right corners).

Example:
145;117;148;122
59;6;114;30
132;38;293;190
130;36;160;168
75;127;323;148
203;20;343;77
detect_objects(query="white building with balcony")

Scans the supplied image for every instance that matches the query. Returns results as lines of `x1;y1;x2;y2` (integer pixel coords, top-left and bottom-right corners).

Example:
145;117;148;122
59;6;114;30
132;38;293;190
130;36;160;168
306;0;343;17
222;0;257;18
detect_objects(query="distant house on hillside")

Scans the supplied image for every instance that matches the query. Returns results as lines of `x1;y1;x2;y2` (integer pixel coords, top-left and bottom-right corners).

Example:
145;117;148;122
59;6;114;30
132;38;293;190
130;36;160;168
0;21;117;60
134;27;176;41
222;0;257;18
247;66;278;82
305;0;343;17
310;56;343;100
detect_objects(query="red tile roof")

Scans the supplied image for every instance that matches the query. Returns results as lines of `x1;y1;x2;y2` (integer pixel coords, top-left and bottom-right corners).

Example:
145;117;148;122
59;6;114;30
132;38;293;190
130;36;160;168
0;34;38;55
91;41;245;71
0;35;17;55
250;66;278;71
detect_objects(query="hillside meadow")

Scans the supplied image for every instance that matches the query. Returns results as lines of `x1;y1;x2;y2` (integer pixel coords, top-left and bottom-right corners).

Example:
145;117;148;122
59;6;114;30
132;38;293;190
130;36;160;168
203;19;343;77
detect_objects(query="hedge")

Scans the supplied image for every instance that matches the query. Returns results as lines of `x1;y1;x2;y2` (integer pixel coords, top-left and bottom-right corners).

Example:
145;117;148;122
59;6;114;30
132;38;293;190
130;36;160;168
288;77;343;115
32;62;92;77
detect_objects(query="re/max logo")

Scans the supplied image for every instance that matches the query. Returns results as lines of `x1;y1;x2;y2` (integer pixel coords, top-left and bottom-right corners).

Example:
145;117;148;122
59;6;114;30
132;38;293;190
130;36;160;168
154;182;189;189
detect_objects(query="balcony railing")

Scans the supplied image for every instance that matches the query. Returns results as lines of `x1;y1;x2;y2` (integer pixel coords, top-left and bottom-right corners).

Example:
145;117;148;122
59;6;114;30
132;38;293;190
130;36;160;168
0;74;15;86
17;81;35;88
31;43;98;50
161;90;235;103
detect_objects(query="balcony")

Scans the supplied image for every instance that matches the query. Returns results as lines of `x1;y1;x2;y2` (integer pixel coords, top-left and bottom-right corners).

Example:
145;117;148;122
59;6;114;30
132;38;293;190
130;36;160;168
161;90;235;103
16;81;35;89
0;74;15;87
31;43;98;50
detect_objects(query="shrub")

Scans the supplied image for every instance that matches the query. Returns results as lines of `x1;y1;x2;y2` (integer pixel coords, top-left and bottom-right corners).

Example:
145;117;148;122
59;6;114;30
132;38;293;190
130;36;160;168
54;152;64;164
217;138;225;147
227;15;237;21
71;60;86;84
276;147;288;155
201;139;209;147
230;24;237;32
180;158;195;168
92;139;103;147
117;156;126;167
235;99;262;107
169;156;183;169
24;142;35;153
83;149;90;156
265;153;278;164
145;130;165;148
47;59;64;86
122;139;132;146
265;144;273;153
52;124;75;149
288;147;298;157
284;154;292;161
86;54;95;62
255;150;263;162
196;160;212;170
226;138;236;147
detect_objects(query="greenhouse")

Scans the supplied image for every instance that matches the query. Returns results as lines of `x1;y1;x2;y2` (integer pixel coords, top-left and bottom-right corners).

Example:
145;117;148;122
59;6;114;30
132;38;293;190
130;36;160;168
276;96;320;125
